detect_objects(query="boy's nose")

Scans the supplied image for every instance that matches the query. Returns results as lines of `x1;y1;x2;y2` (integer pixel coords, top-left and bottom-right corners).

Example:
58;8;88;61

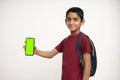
70;20;74;24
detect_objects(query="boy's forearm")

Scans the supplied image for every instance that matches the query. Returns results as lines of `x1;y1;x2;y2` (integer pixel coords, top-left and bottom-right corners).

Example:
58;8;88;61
35;49;58;58
82;63;91;80
35;50;51;58
82;53;91;80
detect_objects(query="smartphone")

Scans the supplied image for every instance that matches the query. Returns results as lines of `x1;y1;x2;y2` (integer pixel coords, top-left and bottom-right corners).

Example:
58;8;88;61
25;38;35;56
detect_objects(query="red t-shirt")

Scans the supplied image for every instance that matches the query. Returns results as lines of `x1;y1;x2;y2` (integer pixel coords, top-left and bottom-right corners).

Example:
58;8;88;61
55;32;91;80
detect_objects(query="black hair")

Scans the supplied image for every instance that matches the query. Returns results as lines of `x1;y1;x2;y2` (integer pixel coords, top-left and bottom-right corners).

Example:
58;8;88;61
66;7;84;20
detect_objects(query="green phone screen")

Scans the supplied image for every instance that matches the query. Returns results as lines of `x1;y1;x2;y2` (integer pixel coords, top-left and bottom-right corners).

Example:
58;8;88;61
25;38;35;56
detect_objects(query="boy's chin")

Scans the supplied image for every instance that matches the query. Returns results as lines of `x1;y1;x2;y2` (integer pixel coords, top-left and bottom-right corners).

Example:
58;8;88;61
69;29;80;34
70;29;76;32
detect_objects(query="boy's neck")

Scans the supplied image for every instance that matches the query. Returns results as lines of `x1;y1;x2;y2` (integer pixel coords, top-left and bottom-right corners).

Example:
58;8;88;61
70;30;80;35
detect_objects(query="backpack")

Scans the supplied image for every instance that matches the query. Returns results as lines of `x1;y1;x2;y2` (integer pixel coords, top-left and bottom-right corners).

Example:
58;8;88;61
76;33;97;77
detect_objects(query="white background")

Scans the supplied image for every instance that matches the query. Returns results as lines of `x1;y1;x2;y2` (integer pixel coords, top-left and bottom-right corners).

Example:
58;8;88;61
0;0;120;80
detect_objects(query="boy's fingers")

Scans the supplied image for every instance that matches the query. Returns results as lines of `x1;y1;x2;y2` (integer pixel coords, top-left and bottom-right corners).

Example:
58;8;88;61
23;45;26;50
34;46;37;50
34;46;36;49
23;41;26;50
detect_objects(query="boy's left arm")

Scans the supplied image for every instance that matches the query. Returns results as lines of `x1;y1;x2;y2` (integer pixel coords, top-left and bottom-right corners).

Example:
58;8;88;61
82;53;91;80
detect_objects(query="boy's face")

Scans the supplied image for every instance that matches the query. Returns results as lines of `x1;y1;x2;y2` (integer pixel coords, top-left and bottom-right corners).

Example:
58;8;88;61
65;12;84;33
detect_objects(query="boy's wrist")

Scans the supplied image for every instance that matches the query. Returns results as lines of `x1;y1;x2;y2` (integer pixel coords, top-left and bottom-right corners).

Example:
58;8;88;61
34;48;39;55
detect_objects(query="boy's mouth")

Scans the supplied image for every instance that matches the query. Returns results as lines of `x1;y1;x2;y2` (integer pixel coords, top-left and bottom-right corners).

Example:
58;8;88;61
69;25;76;28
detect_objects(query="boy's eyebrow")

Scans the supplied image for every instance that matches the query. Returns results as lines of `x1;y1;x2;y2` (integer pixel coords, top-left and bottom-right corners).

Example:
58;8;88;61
66;17;71;19
66;16;79;19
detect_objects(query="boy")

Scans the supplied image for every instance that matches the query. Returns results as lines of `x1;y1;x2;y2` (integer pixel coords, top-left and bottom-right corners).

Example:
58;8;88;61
24;7;91;80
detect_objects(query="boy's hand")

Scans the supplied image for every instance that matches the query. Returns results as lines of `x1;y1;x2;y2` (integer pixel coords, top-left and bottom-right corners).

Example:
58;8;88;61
23;41;38;55
23;41;26;51
34;46;39;55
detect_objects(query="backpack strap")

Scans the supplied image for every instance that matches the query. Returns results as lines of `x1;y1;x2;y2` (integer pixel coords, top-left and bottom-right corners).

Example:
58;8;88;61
77;33;97;77
90;39;95;56
76;33;85;68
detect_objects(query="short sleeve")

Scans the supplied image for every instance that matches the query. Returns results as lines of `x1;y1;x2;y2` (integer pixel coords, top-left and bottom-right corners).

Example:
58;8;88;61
81;35;92;54
55;39;64;53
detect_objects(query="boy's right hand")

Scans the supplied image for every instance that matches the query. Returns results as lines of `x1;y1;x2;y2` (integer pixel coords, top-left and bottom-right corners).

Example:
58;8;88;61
23;42;38;55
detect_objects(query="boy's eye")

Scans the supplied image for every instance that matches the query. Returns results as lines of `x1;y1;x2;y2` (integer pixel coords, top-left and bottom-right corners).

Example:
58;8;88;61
73;18;78;21
66;17;79;22
66;18;71;21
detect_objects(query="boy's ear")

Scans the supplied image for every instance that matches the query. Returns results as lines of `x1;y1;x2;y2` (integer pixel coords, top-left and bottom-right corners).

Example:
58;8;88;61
65;19;67;24
81;19;85;26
